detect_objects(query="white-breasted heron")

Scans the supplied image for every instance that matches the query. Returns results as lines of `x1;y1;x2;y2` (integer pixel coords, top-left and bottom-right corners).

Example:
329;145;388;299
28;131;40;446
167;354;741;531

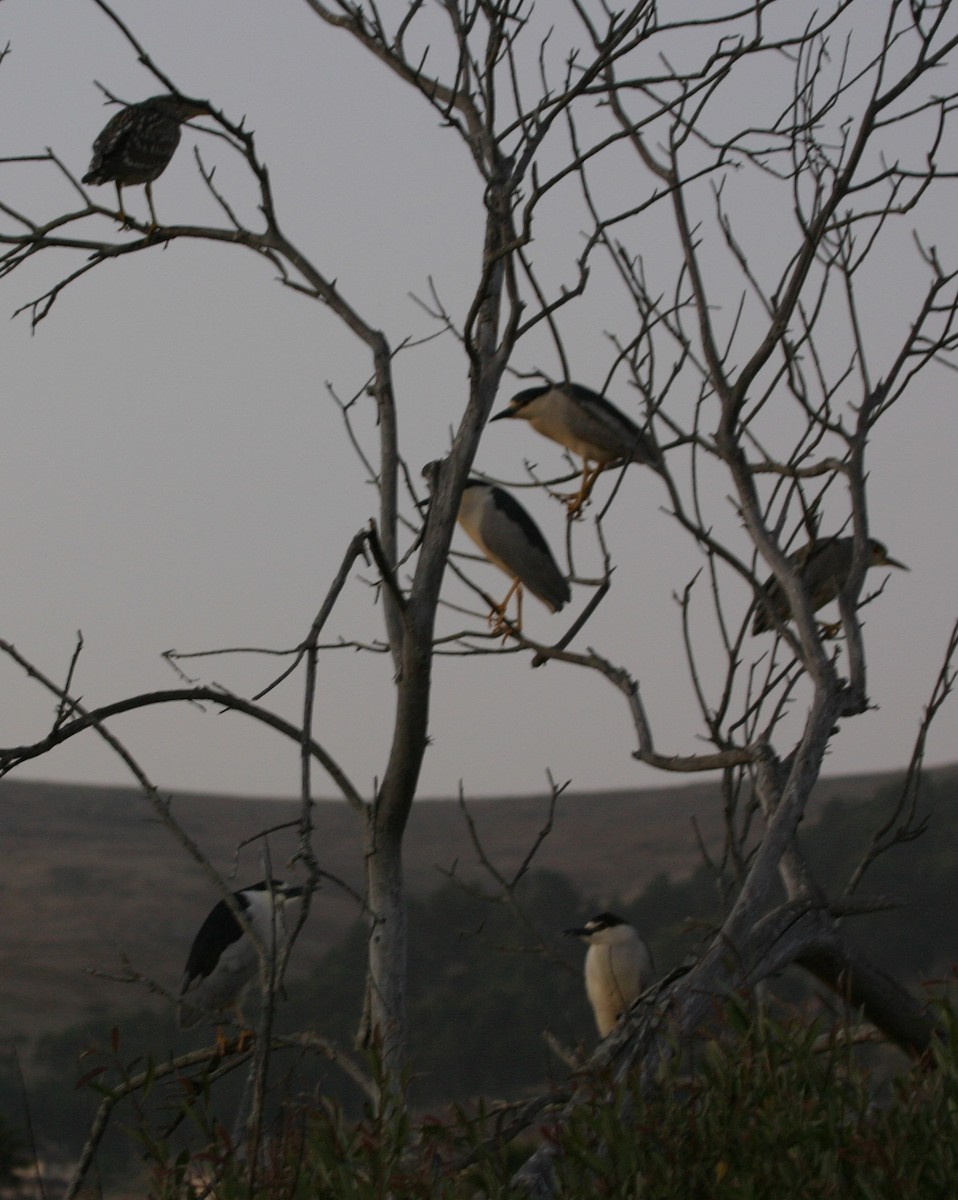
456;478;571;634
565;912;654;1038
490;381;661;515
178;879;303;1033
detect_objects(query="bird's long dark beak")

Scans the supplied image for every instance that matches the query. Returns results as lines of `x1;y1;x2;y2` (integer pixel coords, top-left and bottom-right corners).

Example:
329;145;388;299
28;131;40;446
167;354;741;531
564;927;588;938
884;555;909;571
488;407;513;422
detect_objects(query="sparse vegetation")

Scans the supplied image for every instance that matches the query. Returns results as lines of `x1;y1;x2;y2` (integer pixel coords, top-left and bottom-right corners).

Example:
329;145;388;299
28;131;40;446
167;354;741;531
12;771;958;1190
40;1001;958;1199
544;1003;958;1200
2;0;958;1193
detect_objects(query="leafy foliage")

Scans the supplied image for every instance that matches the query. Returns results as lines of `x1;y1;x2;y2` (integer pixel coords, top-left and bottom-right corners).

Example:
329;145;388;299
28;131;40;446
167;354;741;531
549;1003;958;1199
104;1001;958;1198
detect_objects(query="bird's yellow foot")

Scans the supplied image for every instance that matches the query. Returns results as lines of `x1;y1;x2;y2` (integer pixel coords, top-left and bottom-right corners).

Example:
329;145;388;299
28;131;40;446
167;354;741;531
487;579;522;639
214;1026;255;1055
562;468;602;518
234;1028;256;1054
488;609;519;640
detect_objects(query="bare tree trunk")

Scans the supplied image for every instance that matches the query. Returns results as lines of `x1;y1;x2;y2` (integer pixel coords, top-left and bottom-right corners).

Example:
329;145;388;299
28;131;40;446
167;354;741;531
1;4;956;1187
361;803;409;1074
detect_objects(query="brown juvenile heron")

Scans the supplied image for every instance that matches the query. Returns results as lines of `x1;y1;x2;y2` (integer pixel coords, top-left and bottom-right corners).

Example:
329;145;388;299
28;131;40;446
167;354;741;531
490;381;662;516
83;93;211;226
753;535;908;635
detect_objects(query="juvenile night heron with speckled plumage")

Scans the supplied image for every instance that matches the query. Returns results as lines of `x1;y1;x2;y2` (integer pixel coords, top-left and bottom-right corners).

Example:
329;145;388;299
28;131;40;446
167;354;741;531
490;381;662;515
83;94;212;227
178;879;303;1032
429;466;569;634
752;536;908;635
565;912;654;1038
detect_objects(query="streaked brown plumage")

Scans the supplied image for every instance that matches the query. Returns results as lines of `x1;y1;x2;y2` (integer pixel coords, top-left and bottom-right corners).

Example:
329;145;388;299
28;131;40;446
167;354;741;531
753;536;908;635
83;94;211;226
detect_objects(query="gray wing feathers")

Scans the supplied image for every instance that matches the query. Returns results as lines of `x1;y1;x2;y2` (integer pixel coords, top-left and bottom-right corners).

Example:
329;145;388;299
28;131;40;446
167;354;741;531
482;489;570;612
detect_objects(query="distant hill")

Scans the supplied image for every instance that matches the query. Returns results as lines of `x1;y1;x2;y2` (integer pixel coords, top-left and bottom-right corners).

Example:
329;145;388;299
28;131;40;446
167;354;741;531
3;764;955;1044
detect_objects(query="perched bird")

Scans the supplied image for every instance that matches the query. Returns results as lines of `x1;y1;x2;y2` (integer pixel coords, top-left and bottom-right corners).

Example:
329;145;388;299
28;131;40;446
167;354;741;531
83;93;211;226
490;381;661;515
178;880;303;1032
456;477;570;634
752;536;908;635
565;912;654;1038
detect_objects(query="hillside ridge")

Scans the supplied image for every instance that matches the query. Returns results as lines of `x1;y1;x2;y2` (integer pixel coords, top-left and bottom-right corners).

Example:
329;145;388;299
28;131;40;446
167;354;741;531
4;764;954;1042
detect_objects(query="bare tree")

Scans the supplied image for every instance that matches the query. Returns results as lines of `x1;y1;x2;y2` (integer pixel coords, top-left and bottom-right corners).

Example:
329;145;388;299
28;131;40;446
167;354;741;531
1;0;957;1186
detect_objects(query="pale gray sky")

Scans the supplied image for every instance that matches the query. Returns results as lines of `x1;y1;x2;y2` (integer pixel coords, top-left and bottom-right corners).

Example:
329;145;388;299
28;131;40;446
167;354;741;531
1;2;956;804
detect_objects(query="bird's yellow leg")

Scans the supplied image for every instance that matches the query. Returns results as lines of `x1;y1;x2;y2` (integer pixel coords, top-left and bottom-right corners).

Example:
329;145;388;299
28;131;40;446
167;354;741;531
229;1002;256;1054
489;578;521;638
818;619;843;639
113;183;132;228
213;1027;254;1055
145;182;160;231
565;464;603;517
234;1028;256;1054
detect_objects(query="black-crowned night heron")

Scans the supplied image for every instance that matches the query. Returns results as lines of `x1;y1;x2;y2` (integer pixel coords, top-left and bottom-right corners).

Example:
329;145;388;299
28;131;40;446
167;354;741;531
457;478;570;634
83;94;211;226
490;381;661;516
178;879;303;1032
752;536;908;635
565;912;654;1038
